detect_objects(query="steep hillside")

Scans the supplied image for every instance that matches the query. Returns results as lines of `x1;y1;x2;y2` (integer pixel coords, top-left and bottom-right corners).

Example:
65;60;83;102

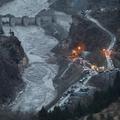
79;98;120;120
0;35;27;105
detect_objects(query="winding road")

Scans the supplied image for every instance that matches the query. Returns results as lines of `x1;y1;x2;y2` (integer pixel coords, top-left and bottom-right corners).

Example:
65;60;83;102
52;10;117;108
86;11;116;69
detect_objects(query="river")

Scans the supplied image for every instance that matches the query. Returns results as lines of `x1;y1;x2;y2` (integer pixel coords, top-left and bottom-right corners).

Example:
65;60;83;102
0;0;115;112
0;0;59;112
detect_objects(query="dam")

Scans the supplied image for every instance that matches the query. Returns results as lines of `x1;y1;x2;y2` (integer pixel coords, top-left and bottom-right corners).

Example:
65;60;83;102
0;11;55;26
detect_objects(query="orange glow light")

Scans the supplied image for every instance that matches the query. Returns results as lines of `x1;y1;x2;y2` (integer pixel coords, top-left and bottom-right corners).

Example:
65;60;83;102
72;50;77;54
69;43;85;61
78;46;81;50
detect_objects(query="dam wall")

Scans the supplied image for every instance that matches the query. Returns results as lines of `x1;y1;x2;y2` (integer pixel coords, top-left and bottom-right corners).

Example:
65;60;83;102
0;13;55;26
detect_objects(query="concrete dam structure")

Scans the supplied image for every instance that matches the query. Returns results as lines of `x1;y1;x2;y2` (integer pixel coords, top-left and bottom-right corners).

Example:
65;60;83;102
0;12;55;26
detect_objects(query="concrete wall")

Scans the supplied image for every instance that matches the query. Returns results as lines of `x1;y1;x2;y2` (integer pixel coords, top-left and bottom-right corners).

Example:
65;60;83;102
35;16;41;26
28;17;36;25
1;14;55;26
10;16;23;26
2;16;41;26
22;16;29;26
2;17;9;25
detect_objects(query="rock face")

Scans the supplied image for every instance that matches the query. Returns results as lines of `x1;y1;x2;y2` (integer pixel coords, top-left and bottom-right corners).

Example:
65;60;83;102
51;0;120;14
88;0;120;9
89;9;120;68
68;15;111;66
47;0;120;110
54;63;83;95
87;70;118;90
79;98;120;120
0;36;27;105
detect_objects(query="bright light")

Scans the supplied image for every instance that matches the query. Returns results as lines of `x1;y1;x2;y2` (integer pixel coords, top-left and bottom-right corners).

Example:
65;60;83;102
69;43;85;61
103;49;106;51
78;46;81;50
100;66;105;70
98;66;105;72
91;65;97;70
102;49;112;58
72;50;77;54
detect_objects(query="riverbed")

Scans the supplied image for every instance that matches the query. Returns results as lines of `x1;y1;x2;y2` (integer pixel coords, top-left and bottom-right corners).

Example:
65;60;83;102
0;0;59;112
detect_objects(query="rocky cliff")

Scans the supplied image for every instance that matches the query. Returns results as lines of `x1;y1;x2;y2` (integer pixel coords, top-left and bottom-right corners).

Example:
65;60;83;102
87;70;117;90
0;35;27;105
79;98;120;120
